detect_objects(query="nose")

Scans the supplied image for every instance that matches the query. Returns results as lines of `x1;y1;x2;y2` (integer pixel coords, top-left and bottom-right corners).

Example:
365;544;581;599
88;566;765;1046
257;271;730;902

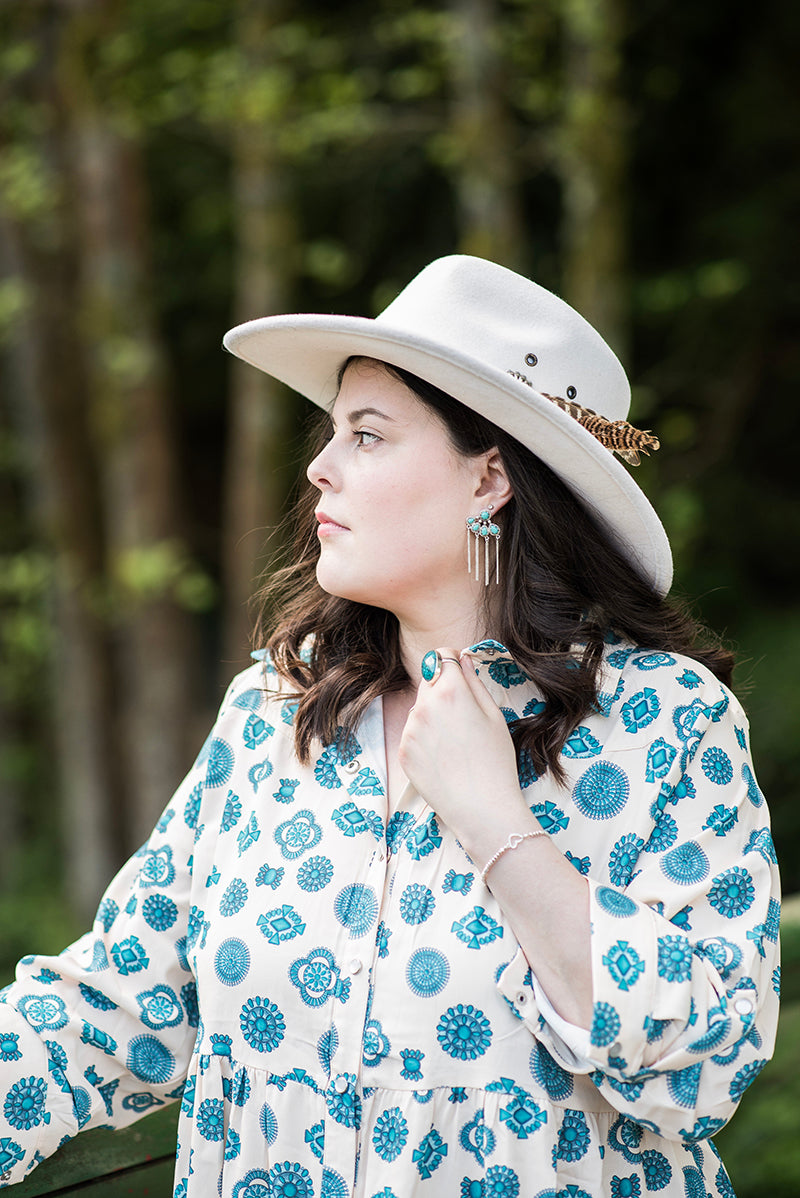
306;437;337;491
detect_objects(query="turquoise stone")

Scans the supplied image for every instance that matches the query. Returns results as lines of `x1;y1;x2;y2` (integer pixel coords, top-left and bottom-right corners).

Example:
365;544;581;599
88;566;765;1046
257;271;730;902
420;650;439;682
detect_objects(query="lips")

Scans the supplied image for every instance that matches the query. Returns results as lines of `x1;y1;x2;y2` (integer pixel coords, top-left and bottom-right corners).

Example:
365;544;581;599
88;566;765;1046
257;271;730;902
315;511;349;532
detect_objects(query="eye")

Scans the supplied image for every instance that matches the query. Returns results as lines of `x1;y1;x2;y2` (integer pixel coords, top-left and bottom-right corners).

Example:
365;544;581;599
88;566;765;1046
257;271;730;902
355;430;381;447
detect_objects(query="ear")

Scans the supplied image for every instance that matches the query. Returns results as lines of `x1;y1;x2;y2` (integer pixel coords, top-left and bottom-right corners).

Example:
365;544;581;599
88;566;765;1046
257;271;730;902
473;448;513;514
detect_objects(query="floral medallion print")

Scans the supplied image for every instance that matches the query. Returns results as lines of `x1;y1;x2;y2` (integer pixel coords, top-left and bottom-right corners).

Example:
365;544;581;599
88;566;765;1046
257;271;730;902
0;640;777;1198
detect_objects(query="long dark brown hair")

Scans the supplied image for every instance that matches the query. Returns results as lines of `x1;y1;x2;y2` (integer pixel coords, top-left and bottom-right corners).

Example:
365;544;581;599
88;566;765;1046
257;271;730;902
254;358;734;784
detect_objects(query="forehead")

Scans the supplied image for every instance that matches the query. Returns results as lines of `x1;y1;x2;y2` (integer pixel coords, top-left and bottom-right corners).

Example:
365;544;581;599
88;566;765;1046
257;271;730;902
331;359;436;425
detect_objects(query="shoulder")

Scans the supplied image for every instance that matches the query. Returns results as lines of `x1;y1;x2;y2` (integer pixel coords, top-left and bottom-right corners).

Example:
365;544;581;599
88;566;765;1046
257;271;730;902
601;640;734;702
199;655;302;770
596;640;746;745
191;656;302;808
219;652;299;718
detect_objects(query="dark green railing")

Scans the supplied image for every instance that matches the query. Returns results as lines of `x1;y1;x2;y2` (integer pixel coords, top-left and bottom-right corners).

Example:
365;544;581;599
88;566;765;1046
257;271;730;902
5;1106;179;1196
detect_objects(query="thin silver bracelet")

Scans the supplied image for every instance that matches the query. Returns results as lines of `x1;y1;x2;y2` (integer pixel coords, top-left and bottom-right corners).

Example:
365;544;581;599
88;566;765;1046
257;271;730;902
480;829;547;884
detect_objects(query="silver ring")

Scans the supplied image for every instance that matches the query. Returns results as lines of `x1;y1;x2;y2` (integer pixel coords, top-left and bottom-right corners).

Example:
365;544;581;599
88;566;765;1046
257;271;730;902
420;650;461;684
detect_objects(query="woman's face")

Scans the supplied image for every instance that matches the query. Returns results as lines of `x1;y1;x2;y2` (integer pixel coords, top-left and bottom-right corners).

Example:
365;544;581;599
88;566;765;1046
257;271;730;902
306;360;493;619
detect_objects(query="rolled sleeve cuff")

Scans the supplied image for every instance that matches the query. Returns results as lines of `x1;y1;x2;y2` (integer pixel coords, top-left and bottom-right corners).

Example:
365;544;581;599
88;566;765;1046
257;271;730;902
496;947;594;1072
587;878;703;1074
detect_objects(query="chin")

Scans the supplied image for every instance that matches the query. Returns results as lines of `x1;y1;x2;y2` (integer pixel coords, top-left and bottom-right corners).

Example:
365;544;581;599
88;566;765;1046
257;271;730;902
316;571;392;611
316;564;367;605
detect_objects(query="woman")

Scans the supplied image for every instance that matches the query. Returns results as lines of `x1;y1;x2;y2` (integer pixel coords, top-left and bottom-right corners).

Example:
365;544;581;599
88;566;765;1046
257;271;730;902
0;256;779;1197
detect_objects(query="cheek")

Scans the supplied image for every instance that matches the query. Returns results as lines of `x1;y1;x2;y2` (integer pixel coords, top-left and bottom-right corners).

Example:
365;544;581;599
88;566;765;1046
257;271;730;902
349;451;473;561
387;483;463;535
411;467;473;525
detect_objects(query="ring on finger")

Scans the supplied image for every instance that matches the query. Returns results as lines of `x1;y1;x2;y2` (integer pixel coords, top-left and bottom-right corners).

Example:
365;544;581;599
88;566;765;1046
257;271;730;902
420;649;462;684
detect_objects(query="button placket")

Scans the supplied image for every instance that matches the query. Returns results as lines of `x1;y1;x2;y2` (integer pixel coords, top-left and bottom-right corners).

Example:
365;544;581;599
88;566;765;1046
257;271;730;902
323;1071;360;1190
325;718;386;1176
324;691;395;1182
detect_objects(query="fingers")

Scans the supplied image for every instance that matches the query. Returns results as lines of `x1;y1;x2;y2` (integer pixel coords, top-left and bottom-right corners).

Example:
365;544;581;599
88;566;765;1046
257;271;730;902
456;647;501;716
417;644;499;719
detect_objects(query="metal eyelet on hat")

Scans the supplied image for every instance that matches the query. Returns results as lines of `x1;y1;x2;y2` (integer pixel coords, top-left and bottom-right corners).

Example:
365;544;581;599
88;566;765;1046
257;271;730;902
525;353;538;367
566;385;577;399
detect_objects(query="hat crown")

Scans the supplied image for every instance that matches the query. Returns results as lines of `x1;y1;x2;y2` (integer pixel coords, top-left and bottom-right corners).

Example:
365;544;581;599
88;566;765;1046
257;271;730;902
377;255;631;422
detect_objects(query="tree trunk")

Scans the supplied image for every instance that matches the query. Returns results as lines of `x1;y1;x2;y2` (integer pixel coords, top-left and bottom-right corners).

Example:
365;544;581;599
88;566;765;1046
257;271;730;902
558;0;629;357
447;0;527;270
61;0;195;848
221;0;298;676
0;148;118;919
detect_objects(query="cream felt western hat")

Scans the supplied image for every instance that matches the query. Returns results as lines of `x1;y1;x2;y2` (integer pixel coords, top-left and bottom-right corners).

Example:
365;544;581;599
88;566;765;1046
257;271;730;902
223;254;673;595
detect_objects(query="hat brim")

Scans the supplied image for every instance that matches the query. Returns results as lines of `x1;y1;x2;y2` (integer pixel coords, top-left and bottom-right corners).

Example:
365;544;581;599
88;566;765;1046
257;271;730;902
223;313;673;596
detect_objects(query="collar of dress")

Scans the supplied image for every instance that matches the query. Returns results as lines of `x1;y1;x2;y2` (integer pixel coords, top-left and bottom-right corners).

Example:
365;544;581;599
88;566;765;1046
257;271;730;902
253;634;633;720
462;636;630;719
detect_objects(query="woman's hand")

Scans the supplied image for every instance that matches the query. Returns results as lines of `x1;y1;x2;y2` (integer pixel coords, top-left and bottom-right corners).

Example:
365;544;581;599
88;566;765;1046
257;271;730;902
399;645;592;1028
397;645;530;857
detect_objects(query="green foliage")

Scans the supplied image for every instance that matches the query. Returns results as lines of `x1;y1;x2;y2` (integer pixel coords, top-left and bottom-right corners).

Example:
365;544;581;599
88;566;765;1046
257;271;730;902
0;275;32;342
0;839;84;984
0;552;52;702
0;0;797;1014
0;12;796;1195
111;539;216;613
0;144;57;222
778;915;800;1006
734;615;800;893
715;1005;800;1196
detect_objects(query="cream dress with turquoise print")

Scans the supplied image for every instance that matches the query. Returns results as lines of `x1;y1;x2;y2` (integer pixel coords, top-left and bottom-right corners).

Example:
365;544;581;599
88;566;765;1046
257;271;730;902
0;639;780;1197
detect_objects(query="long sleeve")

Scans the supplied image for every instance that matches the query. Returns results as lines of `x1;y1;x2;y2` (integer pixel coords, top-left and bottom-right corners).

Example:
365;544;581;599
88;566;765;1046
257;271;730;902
0;675;244;1187
497;653;780;1144
1;644;779;1197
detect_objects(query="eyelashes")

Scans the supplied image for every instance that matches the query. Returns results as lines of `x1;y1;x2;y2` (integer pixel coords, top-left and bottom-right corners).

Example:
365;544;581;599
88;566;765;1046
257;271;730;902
316;425;382;450
354;430;381;447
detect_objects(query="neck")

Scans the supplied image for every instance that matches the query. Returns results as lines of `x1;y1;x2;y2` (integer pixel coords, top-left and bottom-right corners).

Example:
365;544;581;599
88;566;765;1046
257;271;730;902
395;601;494;683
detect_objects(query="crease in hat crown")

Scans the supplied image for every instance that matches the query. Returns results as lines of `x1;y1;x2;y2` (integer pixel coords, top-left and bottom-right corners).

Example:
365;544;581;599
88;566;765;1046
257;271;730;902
222;254;673;596
373;255;631;423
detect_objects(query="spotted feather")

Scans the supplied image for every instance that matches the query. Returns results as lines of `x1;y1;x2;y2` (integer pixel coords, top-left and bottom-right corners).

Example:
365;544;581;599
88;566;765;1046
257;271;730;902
506;371;659;465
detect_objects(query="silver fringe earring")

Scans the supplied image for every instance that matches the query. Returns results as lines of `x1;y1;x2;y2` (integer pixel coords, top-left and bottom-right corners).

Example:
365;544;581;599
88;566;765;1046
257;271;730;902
466;506;501;585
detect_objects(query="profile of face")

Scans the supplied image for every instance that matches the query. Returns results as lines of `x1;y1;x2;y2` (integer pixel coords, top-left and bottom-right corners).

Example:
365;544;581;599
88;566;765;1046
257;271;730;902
306;359;511;620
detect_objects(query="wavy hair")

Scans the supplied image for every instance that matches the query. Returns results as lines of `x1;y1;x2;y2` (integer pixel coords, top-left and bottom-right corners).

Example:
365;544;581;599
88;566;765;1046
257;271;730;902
254;359;734;783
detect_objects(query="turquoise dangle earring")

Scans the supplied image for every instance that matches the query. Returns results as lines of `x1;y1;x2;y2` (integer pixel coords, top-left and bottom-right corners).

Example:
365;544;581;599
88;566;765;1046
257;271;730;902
466;506;501;585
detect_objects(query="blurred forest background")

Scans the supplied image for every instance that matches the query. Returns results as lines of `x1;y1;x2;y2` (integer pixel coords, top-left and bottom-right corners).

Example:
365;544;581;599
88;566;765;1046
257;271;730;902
0;0;799;1189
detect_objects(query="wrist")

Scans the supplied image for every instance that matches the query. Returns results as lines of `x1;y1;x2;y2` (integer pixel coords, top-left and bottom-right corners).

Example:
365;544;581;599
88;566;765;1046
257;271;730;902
457;801;541;875
480;828;549;884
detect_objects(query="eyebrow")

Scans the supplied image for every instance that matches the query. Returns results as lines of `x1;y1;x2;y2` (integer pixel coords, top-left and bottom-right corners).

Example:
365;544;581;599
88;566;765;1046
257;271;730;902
331;406;398;428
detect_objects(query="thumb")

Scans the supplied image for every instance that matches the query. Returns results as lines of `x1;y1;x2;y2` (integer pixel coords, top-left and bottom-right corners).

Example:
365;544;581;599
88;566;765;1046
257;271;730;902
458;647;503;717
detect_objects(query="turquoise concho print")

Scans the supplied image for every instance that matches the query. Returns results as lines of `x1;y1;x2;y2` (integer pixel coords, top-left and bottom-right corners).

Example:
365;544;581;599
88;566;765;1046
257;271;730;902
0;638;778;1198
